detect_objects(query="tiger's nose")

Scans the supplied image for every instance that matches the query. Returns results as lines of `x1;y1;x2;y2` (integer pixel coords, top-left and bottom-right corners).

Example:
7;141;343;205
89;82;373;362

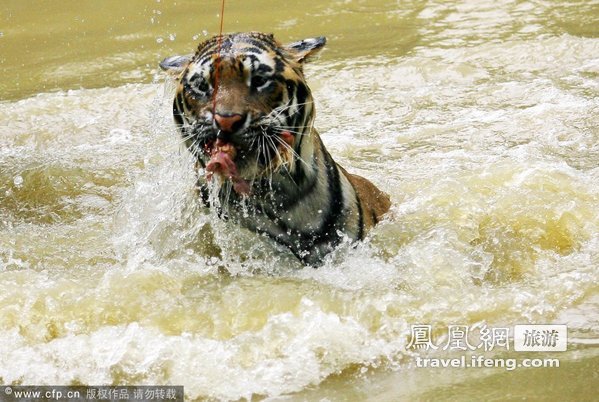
214;113;245;134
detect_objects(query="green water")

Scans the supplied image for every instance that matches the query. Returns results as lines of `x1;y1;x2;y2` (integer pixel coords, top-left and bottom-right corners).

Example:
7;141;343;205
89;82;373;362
1;1;598;401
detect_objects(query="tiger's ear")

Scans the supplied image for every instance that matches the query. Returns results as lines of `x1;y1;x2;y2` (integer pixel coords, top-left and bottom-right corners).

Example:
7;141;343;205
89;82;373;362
284;36;326;63
159;54;193;75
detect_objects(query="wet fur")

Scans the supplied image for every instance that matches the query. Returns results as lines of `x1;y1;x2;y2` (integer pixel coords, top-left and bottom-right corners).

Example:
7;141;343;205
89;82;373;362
161;32;390;265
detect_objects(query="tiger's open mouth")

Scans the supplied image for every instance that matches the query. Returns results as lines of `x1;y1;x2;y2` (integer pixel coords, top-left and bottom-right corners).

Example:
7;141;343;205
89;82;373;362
203;130;296;196
204;139;251;195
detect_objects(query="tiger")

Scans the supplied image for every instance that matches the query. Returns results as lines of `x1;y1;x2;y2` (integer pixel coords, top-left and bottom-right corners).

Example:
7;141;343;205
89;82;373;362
160;32;390;265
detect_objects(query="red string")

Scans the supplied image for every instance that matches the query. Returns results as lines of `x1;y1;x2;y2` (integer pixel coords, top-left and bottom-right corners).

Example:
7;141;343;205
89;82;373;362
212;0;226;114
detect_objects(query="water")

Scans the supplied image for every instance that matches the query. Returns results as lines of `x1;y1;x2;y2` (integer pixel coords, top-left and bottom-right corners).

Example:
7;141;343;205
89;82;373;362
1;0;598;400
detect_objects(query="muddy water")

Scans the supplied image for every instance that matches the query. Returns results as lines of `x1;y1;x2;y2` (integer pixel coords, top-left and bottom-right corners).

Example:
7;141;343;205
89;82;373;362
1;0;598;400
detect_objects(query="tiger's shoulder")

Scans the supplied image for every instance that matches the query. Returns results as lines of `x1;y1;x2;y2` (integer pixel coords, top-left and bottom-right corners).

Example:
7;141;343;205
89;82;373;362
337;165;391;235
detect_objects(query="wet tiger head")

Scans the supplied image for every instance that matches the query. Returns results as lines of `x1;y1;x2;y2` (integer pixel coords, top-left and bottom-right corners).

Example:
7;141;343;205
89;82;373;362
160;32;326;181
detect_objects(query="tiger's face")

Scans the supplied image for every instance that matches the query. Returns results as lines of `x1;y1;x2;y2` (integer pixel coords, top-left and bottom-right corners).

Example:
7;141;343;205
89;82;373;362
161;32;326;191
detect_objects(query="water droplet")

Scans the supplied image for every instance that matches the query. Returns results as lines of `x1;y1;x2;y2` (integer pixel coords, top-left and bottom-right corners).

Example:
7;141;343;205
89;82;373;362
168;33;176;41
156;37;164;44
109;128;132;143
13;175;23;187
202;30;208;36
192;34;200;41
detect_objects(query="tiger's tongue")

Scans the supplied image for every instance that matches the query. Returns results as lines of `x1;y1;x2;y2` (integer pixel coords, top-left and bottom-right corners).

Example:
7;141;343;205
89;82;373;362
205;139;250;195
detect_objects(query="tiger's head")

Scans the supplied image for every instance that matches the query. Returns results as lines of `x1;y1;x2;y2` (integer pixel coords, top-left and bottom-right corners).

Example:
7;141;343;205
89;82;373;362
160;32;326;193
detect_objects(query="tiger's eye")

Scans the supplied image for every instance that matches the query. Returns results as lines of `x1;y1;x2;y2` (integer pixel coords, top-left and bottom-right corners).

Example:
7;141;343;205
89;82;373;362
198;81;209;93
251;76;269;88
